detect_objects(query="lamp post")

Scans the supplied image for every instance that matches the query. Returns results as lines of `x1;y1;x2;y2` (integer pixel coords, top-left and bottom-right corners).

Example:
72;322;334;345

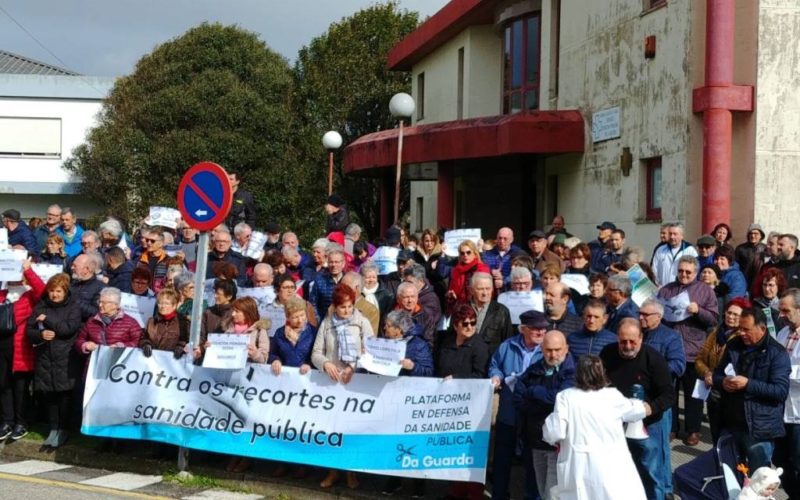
322;131;343;195
389;92;415;223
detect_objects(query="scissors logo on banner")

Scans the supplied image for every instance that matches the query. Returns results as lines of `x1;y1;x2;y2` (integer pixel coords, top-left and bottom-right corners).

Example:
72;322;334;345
396;443;416;462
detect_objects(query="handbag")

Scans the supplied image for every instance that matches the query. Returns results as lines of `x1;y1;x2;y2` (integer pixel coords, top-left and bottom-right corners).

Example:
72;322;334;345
0;299;16;336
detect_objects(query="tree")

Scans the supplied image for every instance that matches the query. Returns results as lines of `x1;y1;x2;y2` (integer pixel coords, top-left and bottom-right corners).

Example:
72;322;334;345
65;23;323;239
293;2;419;238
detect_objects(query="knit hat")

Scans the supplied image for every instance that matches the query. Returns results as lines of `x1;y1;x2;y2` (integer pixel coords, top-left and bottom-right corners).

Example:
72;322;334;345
325;194;345;208
747;223;765;240
701;264;722;280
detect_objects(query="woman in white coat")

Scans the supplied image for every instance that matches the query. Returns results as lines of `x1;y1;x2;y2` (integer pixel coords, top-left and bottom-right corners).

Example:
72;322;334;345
542;355;647;500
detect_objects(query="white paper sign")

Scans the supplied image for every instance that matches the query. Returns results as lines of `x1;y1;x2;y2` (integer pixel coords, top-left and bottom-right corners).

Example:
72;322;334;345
691;379;710;401
119;292;156;328
724;363;736;377
560;274;589;296
237;287;276;316
660;291;691;323
32;263;64;284
147;206;181;229
242;232;267;260
0;228;8;249
0;249;27;281
592;106;621;143
443;229;482;257
629;264;658;306
497;290;544;324
262;306;286;338
372;246;399;275
203;333;249;369
358;336;407;377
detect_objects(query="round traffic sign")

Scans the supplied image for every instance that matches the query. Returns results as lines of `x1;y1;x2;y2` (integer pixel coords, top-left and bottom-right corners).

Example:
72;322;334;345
177;162;233;232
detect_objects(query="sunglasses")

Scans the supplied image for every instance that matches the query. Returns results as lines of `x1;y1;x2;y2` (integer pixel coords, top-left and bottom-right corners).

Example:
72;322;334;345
143;237;159;244
460;320;477;327
459;250;473;256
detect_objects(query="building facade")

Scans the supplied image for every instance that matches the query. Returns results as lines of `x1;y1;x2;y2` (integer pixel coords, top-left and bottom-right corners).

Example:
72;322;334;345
0;50;114;219
343;0;800;246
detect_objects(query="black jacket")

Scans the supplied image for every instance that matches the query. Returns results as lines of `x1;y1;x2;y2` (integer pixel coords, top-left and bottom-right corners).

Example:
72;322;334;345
601;344;675;426
26;293;82;392
107;260;134;293
69;277;106;321
475;301;513;355
206;250;248;286
434;330;489;379
713;333;791;440
546;311;583;336
325;206;350;234
226;189;257;228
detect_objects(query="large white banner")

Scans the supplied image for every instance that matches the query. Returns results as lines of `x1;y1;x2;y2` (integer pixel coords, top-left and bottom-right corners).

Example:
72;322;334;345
82;347;492;482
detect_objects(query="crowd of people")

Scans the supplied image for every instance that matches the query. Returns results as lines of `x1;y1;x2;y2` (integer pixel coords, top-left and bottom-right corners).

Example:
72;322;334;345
0;184;797;499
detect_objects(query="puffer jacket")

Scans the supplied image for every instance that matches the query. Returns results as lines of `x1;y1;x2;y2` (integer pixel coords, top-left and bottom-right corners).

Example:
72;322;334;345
26;292;82;391
0;268;46;372
269;323;317;367
75;311;142;354
69;276;106;321
489;334;543;426
400;323;433;377
141;312;189;352
713;333;791;440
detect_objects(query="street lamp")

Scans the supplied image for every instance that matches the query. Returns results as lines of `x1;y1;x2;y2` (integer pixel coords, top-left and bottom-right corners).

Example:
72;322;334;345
389;92;415;223
322;130;343;196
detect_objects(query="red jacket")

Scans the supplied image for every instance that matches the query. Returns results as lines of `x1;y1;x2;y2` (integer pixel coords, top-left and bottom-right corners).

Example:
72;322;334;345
75;311;142;355
0;268;46;373
448;260;491;306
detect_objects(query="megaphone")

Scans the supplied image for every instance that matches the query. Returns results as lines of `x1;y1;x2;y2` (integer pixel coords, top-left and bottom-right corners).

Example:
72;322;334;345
625;418;649;440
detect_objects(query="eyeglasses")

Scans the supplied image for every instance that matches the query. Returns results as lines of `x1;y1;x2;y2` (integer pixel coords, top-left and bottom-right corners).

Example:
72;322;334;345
280;284;296;290
677;269;694;275
214;240;231;244
143;237;159;244
460;320;477;327
459;250;473;256
81;241;94;246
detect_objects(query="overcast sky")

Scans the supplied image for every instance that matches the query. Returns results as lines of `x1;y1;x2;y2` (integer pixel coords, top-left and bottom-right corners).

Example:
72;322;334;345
0;0;449;77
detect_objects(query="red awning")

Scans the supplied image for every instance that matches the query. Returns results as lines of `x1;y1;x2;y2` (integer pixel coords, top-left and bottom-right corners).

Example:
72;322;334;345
343;111;585;175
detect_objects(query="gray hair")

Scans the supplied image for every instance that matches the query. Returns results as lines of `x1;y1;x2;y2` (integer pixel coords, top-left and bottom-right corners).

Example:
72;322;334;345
214;223;230;235
618;317;642;336
470;271;493;288
326;243;345;258
281;246;299;259
89;252;104;273
312;238;329;250
385;310;414;334
621;246;644;268
99;287;121;305
510;266;532;281
47;204;62;214
61;206;75;218
668;222;684;233
767;231;781;241
640;297;664;316
82;230;99;244
233;222;251;238
607;274;631;297
677;255;699;270
360;262;379;277
396;282;418;297
281;231;298;244
173;273;194;291
345;223;362;238
98;219;123;238
343;271;362;290
403;263;426;282
780;288;800;308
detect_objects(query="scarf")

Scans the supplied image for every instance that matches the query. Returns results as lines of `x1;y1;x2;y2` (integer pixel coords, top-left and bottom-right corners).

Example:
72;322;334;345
161;310;177;321
332;314;357;363
233;323;249;334
362;285;379;309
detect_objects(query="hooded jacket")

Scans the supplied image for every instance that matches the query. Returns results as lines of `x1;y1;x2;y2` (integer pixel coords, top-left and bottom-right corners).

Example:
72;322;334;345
26;291;82;392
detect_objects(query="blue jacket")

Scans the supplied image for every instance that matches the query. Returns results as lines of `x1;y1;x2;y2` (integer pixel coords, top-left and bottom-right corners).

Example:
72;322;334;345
713;334;791;440
34;225;57;253
482;244;524;284
643;323;686;379
697;254;715;272
720;262;748;302
268;323;317;367
309;270;339;321
606;298;639;333
107;260;134;293
513;353;576;448
55;225;84;258
567;327;617;358
489;334;544;425
8;220;39;257
401;324;434;377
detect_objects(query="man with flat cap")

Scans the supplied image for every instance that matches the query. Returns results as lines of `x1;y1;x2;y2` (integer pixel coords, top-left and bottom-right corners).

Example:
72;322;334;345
489;310;549;500
2;209;38;257
527;229;563;274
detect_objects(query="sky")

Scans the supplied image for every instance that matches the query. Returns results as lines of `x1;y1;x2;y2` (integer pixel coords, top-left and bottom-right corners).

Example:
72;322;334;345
0;0;449;77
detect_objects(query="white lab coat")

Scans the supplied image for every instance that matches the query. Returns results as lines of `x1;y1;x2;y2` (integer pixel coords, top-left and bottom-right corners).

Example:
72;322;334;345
542;387;647;500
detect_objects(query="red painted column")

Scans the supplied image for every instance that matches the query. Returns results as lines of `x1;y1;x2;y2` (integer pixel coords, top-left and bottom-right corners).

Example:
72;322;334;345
437;161;454;229
701;0;735;233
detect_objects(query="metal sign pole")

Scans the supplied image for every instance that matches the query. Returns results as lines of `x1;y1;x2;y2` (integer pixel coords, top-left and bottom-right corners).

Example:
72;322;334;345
178;230;209;472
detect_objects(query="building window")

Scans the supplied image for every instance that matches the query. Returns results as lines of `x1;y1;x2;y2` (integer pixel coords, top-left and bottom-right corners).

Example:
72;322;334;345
503;13;541;114
416;72;425;120
0;117;61;157
457;47;464;120
645;157;662;220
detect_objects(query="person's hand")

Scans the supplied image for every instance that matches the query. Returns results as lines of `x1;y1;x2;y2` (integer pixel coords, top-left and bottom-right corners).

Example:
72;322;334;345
112;342;125;348
21;257;31;271
42;330;55;341
204;341;211;349
686;302;699;314
446;290;457;301
442;375;453;381
323;362;340;382
192;346;203;360
704;372;713;387
723;375;748;392
247;343;258;359
341;365;354;385
271;360;282;375
35;314;46;323
142;344;153;357
643;402;653;417
99;276;109;284
400;359;415;371
173;344;186;359
299;363;311;375
491;376;502;390
431;259;438;270
84;341;98;352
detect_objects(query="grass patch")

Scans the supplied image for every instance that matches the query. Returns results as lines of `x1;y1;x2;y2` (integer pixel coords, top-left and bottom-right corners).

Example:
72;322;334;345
162;469;252;493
